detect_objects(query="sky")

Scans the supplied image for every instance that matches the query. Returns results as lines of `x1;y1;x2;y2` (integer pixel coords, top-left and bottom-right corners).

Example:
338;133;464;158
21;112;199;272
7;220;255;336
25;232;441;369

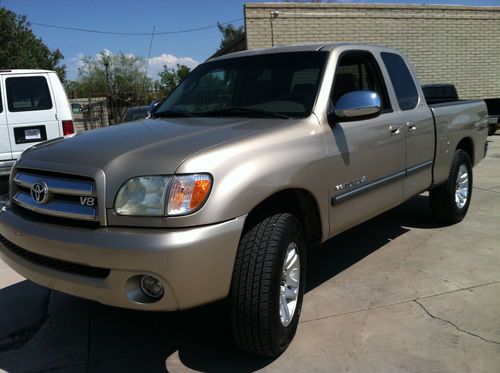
2;0;500;80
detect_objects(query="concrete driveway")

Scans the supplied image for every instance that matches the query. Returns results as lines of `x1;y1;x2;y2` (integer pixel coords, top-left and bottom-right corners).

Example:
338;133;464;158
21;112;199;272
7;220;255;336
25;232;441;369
0;136;499;372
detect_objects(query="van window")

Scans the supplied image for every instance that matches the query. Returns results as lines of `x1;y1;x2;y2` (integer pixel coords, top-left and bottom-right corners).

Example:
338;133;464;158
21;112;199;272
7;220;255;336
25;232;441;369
381;53;419;111
6;76;53;112
0;88;3;113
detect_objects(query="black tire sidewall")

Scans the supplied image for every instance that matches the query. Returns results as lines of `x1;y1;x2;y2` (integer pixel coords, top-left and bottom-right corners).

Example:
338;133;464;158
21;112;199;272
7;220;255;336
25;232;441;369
269;215;306;355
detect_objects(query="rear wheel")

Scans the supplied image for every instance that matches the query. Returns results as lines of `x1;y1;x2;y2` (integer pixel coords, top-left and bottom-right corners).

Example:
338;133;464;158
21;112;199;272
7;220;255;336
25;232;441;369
429;149;473;224
230;213;306;356
488;124;497;136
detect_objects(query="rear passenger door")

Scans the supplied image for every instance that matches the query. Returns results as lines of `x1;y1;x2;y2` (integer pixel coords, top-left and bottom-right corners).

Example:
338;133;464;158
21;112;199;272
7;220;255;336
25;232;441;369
0;77;12;161
380;52;435;199
327;50;406;235
5;73;61;159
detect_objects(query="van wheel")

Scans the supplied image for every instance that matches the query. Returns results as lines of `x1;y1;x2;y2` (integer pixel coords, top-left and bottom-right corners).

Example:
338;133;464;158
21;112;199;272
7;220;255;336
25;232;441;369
429;149;473;224
230;213;306;357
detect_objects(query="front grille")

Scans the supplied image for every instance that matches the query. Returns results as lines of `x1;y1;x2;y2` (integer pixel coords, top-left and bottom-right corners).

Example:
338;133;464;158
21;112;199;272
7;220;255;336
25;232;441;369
12;169;98;222
0;235;110;279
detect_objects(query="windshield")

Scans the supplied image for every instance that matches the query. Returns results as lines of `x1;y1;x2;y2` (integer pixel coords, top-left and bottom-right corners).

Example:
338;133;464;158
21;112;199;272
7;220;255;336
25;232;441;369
155;51;328;119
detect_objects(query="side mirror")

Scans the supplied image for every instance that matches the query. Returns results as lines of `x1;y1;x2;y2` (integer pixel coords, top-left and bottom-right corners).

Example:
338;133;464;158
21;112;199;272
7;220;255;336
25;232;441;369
147;100;163;117
333;91;381;120
71;103;82;114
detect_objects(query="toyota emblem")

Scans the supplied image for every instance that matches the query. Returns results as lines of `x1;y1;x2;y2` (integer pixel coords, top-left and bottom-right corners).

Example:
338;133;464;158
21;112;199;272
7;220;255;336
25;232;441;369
31;182;49;204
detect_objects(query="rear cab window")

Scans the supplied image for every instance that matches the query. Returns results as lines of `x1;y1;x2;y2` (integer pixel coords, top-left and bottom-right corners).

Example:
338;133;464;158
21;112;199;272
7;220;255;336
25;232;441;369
6;76;53;112
381;52;419;111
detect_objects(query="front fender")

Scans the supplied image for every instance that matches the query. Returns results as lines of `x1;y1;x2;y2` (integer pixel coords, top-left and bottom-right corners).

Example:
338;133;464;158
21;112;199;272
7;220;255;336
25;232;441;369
166;117;330;241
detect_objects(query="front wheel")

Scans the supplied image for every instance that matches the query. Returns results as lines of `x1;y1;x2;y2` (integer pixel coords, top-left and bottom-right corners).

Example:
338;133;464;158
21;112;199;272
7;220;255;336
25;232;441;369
230;213;306;356
429;149;473;224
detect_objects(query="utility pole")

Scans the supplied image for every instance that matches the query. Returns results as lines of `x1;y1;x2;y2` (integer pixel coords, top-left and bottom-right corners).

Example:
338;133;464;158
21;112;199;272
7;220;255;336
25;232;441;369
104;60;113;125
142;25;156;102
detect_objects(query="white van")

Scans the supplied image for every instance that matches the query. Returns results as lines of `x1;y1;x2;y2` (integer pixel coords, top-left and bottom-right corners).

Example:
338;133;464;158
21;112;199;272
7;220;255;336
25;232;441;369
0;69;74;175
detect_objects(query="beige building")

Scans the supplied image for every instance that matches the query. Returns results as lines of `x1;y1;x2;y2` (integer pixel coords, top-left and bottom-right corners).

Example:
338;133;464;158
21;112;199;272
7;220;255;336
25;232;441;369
243;3;500;99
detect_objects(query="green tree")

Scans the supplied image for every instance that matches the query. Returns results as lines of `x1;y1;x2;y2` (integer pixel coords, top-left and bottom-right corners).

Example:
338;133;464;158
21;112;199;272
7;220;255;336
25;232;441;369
71;51;152;122
0;7;66;81
217;22;244;50
159;64;191;96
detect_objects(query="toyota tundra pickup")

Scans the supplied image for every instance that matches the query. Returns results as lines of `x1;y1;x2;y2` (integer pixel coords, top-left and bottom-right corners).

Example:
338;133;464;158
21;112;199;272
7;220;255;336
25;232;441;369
0;44;488;357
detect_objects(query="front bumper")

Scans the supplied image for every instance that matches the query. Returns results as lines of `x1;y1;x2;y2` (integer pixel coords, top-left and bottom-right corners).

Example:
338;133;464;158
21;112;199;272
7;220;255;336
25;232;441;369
0;160;15;176
0;207;246;311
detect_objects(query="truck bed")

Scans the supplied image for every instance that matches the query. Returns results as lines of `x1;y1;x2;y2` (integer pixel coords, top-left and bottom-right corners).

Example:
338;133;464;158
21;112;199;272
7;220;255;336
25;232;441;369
429;99;488;185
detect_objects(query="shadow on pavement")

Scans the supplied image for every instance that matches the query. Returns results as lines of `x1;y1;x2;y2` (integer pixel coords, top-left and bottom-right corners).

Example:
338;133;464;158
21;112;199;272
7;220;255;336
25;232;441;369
306;194;440;292
0;195;437;372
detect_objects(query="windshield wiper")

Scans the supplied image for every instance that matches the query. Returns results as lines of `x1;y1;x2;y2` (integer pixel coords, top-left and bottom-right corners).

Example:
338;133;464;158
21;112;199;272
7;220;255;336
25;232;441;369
152;110;193;118
196;107;291;119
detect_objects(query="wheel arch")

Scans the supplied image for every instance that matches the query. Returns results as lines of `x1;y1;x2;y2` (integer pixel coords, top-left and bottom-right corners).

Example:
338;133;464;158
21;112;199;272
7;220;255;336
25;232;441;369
244;188;323;246
456;137;474;164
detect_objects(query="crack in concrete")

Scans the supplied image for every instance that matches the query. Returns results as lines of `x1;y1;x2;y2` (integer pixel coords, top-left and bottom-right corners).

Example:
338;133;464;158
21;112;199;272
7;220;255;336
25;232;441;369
474;186;500;195
374;256;464;289
414;299;500;346
301;280;500;324
416;280;500;301
300;298;414;324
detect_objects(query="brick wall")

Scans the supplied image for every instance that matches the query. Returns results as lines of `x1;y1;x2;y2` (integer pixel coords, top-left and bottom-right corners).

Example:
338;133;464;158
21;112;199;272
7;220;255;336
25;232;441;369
244;3;500;99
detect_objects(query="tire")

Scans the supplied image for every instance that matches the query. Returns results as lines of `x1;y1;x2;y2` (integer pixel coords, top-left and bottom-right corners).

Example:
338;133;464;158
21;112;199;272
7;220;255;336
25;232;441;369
429;149;473;224
230;213;306;357
488;124;496;136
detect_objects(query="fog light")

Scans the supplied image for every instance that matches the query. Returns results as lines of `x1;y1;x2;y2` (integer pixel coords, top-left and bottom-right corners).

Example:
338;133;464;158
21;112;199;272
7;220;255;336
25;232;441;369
140;275;164;299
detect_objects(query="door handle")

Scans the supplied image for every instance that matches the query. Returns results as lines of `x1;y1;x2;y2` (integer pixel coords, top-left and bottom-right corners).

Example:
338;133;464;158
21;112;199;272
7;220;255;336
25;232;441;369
389;125;401;136
406;122;417;132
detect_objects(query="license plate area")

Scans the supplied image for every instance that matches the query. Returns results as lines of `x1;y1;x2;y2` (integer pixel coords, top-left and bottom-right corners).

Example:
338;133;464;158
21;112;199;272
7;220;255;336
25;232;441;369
14;125;47;144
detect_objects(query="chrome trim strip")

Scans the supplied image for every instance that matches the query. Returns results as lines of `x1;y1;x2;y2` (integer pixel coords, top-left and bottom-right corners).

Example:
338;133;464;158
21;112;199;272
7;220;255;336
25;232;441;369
406;160;433;176
13;191;97;221
332;160;434;205
332;171;405;205
14;172;94;196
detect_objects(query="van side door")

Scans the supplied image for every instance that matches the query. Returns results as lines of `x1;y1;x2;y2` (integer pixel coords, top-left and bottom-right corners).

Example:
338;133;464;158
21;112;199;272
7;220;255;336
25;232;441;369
0;76;13;163
5;73;61;159
380;52;435;199
326;50;406;236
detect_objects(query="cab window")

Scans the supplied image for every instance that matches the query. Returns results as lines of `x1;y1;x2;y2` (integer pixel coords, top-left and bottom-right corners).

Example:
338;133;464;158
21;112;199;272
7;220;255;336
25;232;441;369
331;51;391;112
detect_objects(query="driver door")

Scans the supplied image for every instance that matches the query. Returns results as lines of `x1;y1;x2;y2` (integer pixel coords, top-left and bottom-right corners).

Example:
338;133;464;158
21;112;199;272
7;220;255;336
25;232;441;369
324;50;406;236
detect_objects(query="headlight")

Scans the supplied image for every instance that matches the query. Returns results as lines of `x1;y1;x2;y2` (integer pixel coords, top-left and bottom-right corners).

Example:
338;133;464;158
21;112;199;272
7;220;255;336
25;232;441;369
114;174;212;217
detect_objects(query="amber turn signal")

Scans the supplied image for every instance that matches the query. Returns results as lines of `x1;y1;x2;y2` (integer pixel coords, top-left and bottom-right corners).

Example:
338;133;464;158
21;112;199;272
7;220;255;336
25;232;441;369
167;174;212;216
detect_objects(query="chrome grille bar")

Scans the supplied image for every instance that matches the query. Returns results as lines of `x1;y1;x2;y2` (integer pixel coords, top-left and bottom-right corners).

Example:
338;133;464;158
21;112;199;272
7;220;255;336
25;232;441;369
12;170;98;222
14;172;95;196
13;190;97;221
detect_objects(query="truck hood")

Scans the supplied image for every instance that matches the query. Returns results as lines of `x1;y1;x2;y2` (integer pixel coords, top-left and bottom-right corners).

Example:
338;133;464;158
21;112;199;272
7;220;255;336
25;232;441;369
19;116;296;184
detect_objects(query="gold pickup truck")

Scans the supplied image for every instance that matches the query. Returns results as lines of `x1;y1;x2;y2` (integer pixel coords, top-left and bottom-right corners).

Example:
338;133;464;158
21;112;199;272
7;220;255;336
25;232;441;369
0;44;488;356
